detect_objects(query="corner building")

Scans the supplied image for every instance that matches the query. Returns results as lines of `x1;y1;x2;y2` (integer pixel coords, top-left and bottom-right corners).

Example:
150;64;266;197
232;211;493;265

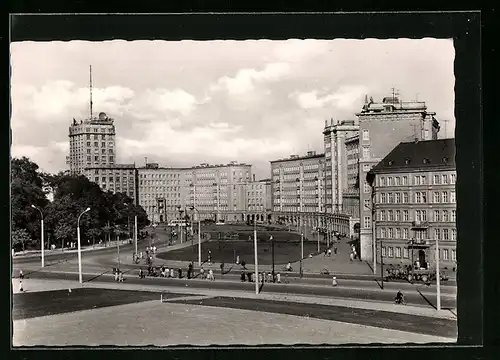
370;139;456;268
357;95;441;261
83;164;137;203
137;161;253;224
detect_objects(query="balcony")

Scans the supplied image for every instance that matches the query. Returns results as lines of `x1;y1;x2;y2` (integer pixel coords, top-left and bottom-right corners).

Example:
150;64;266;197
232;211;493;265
407;239;431;249
411;220;429;230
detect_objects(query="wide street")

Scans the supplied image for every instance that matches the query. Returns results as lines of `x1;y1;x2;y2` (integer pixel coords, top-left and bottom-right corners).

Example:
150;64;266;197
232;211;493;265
12;224;457;345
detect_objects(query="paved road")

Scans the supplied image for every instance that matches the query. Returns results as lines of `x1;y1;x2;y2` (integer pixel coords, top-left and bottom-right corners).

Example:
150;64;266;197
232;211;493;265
22;270;456;309
170;296;457;338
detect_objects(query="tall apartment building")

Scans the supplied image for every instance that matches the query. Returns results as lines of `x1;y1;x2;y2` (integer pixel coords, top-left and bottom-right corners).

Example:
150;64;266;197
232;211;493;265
323;119;359;214
67;112;116;175
343;134;361;219
357;94;441;261
246;177;272;215
370;139;456;268
270;151;326;213
83;164;137;203
137;161;252;223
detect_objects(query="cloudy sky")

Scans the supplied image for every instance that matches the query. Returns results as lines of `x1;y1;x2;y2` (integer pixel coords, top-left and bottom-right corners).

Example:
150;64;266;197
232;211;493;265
11;38;455;179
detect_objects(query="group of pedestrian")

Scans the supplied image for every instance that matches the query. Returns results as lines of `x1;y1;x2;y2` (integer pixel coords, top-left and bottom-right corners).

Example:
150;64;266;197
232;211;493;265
239;271;281;283
199;266;215;280
350;244;361;262
113;268;125;282
323;247;338;257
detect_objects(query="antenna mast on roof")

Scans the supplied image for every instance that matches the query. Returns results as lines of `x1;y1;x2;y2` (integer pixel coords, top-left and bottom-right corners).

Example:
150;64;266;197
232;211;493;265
89;65;93;119
441;120;450;139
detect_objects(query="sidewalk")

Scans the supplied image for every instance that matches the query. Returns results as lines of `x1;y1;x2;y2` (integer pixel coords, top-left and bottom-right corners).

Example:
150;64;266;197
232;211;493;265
13;240;132;259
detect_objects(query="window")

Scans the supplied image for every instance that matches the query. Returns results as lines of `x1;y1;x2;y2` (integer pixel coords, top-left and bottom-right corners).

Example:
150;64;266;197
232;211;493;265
434;192;440;203
451;174;456;184
364;182;370;193
443;210;449;222
94;170;99;175
363;216;371;228
363;147;370;158
403;210;409;221
86;134;91;140
451;210;456;222
388;247;394;258
87;141;91;146
442;192;449;203
380;193;387;203
415;192;422;203
87;156;91;161
109;156;114;162
395;176;401;186
422;210;427;221
403;247;409;258
395;210;401;221
94;177;99;182
433;174;441;185
364;199;370;209
102;176;106;182
443;249;449;260
434;210;441;222
450;191;456;203
363;164;370;172
388;210;394;221
424;129;429;139
416;210;422;222
395;193;401;203
451;249;456;261
388;193;394;203
403;228;409;239
421;176;426;185
380;210;386;221
435;228;441;240
387;177;393;186
442;174;448;184
382;247;386;257
414;175;421;185
363;129;369;140
442;228;449;240
403;193;409;203
402;176;408;185
380;177;386;186
94;156;99;161
101;149;106;154
395;247;402;258
94;141;98;147
395;228;401;238
380;228;386;238
421;192;427;203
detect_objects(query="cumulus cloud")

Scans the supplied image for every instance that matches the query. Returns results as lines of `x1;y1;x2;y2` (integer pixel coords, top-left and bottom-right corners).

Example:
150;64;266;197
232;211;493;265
290;85;368;110
212;62;291;95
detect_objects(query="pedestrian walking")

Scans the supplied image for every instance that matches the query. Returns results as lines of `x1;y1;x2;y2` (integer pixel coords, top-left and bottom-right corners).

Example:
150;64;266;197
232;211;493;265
220;261;225;276
19;270;24;292
208;269;215;281
276;273;281;283
328;248;332;257
170;268;174;278
349;253;354;262
240;271;246;282
200;266;205;279
188;263;193;279
247;272;252;282
334;247;338;255
178;268;182;279
118;271;124;282
332;276;338;287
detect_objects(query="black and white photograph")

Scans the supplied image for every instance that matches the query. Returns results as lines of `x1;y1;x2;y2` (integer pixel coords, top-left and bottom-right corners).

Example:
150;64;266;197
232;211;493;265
10;14;469;348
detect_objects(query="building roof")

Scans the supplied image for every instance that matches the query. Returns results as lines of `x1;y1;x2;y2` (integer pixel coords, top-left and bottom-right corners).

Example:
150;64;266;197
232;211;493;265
270;153;325;164
84;164;136;170
371;139;455;173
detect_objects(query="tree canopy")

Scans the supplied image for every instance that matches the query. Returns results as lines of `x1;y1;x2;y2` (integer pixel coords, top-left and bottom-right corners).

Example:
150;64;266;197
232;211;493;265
11;157;150;250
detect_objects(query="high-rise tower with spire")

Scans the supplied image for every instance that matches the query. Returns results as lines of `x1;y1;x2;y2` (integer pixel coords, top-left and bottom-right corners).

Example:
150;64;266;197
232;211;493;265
66;66;116;175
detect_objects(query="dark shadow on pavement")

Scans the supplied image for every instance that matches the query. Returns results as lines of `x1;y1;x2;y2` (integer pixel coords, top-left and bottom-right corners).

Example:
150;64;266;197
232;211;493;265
416;288;437;310
86;269;111;283
19;259;69;278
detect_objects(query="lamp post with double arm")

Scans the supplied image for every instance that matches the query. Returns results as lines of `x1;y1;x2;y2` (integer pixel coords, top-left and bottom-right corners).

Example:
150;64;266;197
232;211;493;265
31;205;45;268
77;207;91;284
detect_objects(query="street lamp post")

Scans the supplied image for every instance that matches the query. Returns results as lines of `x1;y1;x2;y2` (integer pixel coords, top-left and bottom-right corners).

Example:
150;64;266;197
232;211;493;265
77;207;91;284
436;238;441;311
254;216;259;294
31;205;45;268
191;206;202;267
271;235;275;282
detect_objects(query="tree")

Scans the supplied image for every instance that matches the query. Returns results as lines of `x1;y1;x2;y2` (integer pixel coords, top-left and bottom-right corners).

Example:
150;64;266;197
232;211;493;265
12;228;31;252
11;157;49;247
